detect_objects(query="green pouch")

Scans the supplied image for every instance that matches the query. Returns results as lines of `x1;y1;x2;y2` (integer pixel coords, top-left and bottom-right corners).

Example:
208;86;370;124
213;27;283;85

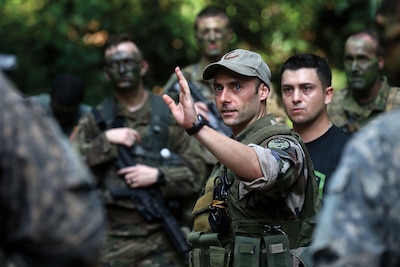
233;236;260;267
263;234;292;267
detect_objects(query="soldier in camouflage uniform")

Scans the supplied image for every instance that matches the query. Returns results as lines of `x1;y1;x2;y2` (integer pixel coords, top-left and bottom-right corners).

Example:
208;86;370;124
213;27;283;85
163;6;233;125
74;34;207;266
163;6;288;175
310;109;400;266
163;6;234;178
0;71;104;266
163;49;320;267
328;30;400;133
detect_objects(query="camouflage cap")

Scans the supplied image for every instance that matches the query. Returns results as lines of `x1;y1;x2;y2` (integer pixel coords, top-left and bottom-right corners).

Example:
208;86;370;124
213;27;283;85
203;49;271;88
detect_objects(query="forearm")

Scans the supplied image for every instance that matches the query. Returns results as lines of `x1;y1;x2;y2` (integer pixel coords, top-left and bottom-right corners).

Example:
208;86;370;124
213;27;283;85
193;125;262;180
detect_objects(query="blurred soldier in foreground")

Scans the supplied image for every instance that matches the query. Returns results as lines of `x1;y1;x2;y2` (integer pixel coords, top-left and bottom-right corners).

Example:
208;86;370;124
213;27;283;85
311;109;400;266
27;73;92;141
0;71;104;266
310;1;400;265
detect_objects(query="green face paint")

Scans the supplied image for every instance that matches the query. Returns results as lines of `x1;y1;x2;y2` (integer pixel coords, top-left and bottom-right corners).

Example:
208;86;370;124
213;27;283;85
196;16;231;61
104;43;142;93
344;37;381;91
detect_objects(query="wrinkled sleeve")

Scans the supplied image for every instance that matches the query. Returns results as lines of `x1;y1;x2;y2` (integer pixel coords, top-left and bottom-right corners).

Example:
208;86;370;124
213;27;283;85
242;137;305;192
73;112;118;166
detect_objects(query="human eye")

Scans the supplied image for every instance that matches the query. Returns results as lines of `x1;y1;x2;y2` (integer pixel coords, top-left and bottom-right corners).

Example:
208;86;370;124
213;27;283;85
357;55;370;64
107;61;119;69
281;87;293;96
214;85;223;94
344;55;353;64
233;84;242;91
302;85;314;94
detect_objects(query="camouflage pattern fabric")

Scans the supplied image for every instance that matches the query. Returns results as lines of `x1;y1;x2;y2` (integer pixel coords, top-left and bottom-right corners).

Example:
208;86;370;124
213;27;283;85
328;76;400;133
0;72;105;266
189;115;320;267
74;93;207;267
311;109;400;266
230;114;319;249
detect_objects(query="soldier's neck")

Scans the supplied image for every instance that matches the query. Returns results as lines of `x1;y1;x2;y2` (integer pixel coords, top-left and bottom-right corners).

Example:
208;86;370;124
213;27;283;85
353;77;382;105
116;88;148;112
293;115;332;143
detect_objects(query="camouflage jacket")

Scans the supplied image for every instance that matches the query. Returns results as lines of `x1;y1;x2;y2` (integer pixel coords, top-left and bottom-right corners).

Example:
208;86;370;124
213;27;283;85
328;76;400;133
74;92;207;235
0;72;104;267
192;114;320;248
311;110;400;266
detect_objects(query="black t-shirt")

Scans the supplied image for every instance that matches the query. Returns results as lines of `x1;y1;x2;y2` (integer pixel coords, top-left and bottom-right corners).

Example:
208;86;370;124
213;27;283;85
305;125;350;198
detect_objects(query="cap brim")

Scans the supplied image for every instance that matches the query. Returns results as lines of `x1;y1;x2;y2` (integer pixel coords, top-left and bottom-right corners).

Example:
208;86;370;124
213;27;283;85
203;62;258;80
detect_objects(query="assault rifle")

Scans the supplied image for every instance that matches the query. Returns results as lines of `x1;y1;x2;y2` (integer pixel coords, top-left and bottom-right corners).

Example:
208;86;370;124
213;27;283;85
171;81;232;136
110;135;190;262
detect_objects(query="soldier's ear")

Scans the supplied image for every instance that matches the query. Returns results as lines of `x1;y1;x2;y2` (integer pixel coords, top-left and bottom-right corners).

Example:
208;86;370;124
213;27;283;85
325;86;334;105
140;60;149;76
378;55;385;70
259;83;270;101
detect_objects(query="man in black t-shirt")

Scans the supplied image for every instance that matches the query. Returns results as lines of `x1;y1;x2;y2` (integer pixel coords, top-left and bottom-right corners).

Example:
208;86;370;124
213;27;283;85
280;53;350;199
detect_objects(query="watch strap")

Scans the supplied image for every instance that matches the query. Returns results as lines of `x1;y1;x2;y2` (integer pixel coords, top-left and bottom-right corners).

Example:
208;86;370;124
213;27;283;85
186;114;208;135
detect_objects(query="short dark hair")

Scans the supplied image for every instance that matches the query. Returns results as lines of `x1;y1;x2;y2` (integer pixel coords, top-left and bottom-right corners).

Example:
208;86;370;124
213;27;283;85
103;34;143;60
194;6;230;31
280;53;332;88
50;74;85;106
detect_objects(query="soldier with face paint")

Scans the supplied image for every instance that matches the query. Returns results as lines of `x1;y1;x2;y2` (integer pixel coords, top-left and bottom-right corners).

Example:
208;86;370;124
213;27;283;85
328;30;400;133
73;34;207;267
163;5;234;183
163;6;233;116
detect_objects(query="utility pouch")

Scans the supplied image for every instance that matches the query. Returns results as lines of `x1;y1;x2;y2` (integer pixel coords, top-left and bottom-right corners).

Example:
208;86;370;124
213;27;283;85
262;234;292;267
233;226;292;267
233;236;260;267
188;232;230;267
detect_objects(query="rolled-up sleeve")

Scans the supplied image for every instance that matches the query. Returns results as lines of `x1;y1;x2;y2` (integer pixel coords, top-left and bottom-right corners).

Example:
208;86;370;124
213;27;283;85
238;136;306;202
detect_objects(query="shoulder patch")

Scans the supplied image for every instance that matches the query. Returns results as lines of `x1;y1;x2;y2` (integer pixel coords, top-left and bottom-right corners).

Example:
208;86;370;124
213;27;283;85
267;138;290;150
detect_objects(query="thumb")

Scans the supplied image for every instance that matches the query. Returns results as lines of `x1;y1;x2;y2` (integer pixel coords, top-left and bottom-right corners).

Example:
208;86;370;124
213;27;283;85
162;94;176;110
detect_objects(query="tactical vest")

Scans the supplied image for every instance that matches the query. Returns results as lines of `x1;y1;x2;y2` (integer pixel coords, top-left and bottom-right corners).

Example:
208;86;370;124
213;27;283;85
92;94;171;168
189;124;320;267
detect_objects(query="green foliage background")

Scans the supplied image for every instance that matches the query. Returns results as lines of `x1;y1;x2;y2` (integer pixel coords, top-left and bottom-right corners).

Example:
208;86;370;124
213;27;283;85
0;0;379;105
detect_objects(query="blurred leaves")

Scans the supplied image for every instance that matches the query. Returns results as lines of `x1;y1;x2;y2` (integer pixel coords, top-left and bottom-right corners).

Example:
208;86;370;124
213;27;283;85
0;0;377;104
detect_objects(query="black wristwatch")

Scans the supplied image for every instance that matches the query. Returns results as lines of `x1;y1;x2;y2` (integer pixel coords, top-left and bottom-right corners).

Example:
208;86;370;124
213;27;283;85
186;114;209;135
